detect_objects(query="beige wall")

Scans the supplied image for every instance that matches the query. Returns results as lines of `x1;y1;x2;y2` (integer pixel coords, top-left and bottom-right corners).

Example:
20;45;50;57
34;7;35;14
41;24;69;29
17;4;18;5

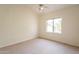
0;5;79;48
0;5;38;48
39;5;79;47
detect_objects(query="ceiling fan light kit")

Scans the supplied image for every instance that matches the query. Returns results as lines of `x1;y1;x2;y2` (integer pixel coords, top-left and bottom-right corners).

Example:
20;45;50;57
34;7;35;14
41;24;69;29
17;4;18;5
39;4;45;12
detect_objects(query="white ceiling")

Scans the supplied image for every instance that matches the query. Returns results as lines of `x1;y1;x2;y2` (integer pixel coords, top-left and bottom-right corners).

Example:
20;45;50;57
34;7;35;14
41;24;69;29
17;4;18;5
27;4;77;14
0;4;77;14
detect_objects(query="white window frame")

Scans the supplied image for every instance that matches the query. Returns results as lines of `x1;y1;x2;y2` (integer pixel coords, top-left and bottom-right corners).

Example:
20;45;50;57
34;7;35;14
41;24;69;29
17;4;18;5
46;18;62;34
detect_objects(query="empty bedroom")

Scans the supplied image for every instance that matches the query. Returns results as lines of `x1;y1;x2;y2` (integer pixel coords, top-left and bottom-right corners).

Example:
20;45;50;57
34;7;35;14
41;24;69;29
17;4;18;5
0;4;79;54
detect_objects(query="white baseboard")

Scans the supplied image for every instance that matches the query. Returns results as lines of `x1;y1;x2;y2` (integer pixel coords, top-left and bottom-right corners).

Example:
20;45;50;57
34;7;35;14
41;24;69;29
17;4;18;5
40;36;79;48
0;36;37;48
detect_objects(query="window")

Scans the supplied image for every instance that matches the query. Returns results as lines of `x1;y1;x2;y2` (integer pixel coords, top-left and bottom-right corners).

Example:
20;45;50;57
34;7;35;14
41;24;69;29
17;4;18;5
46;18;62;34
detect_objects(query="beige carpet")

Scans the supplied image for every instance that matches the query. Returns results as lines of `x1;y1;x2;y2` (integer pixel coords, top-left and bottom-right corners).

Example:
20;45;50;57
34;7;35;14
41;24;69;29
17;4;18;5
0;38;79;54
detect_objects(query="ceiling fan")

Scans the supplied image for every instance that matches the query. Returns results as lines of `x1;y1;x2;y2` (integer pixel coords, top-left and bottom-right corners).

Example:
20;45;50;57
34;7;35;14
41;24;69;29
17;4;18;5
39;4;47;12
